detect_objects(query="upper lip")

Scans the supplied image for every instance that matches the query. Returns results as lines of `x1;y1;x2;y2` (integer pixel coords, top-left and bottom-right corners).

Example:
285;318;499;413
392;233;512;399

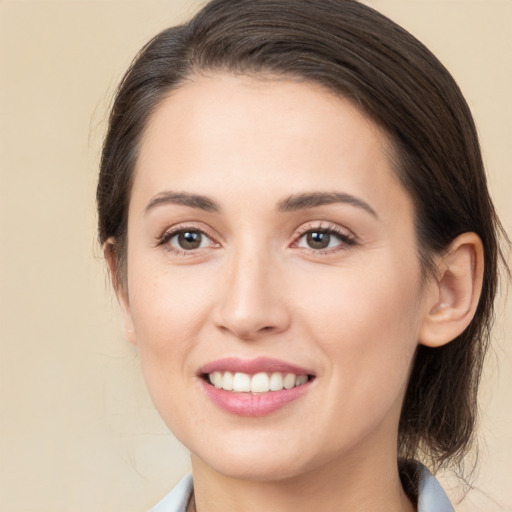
199;357;314;376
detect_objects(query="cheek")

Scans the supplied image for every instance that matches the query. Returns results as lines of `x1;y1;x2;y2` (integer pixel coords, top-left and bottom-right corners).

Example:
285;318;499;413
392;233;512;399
294;258;423;405
125;267;213;431
296;253;423;341
127;261;212;347
124;262;208;402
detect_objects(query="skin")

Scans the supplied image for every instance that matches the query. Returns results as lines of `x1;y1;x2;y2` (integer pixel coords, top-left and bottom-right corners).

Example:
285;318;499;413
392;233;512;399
112;74;483;512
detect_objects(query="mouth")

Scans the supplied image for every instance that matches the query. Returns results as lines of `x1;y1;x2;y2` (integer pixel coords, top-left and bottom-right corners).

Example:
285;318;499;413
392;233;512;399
198;358;315;416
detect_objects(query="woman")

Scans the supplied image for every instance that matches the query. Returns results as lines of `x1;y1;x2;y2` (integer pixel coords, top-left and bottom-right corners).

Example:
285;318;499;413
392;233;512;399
97;1;508;510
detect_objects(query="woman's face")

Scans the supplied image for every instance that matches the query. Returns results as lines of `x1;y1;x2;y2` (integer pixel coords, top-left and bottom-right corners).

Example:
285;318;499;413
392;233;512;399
121;74;435;481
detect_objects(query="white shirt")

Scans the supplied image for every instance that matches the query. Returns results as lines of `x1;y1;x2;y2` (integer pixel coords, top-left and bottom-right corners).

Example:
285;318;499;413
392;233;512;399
149;464;454;512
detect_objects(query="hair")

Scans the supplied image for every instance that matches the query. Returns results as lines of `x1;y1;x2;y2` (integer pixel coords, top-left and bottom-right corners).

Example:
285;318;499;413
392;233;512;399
97;0;508;493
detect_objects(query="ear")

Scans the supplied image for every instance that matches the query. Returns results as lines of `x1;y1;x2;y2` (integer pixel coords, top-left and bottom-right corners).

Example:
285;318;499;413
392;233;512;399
103;238;137;346
419;232;484;348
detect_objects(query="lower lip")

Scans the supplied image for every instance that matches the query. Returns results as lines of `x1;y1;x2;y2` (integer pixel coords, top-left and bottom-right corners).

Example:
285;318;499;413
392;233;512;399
200;379;311;417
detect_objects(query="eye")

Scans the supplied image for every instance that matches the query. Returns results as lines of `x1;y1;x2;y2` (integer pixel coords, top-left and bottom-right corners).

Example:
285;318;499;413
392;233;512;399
295;226;355;252
161;228;217;252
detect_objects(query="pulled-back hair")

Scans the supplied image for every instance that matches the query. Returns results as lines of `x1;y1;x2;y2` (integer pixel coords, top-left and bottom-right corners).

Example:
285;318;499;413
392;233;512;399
97;0;508;487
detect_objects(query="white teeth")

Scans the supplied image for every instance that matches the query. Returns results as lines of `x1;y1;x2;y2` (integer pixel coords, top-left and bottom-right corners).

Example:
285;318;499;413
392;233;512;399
269;372;283;391
251;372;270;393
207;371;309;393
296;374;308;386
233;372;251;392
222;371;234;391
212;371;223;389
283;373;296;389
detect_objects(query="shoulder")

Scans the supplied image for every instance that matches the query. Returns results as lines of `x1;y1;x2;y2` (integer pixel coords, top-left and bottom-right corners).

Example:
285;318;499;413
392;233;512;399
149;474;193;512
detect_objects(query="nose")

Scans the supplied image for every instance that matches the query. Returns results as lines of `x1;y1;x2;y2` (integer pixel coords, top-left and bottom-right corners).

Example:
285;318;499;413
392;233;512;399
213;244;291;341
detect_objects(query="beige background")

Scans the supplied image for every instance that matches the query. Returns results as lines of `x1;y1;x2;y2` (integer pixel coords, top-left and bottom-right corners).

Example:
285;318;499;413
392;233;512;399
1;1;510;510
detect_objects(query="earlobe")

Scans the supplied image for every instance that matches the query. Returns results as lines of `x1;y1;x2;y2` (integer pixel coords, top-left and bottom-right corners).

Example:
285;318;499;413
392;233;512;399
419;232;484;348
103;238;137;346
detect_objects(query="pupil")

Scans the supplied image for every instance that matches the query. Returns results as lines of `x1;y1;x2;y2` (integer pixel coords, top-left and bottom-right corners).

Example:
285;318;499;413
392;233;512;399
307;231;330;249
179;231;202;249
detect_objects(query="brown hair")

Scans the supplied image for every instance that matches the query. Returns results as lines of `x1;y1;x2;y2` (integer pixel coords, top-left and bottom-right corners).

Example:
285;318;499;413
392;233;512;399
97;0;508;485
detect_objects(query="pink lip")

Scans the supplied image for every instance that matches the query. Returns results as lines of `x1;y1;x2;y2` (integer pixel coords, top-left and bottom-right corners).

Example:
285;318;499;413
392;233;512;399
199;357;313;376
198;357;315;417
200;381;311;417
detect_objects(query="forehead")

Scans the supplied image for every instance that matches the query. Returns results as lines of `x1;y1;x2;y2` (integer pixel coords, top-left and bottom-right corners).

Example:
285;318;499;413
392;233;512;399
140;73;391;154
133;73;408;218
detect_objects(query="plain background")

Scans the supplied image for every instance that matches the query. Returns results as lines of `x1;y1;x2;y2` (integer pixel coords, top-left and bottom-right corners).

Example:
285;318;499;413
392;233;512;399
1;1;511;510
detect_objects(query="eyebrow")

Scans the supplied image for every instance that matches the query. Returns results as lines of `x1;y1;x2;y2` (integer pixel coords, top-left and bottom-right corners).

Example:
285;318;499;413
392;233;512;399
145;191;221;214
144;190;377;218
277;192;378;218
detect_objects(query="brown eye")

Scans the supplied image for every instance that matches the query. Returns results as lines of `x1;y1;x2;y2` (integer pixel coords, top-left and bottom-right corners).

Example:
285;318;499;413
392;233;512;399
296;227;354;252
166;229;213;251
177;231;203;249
306;231;331;249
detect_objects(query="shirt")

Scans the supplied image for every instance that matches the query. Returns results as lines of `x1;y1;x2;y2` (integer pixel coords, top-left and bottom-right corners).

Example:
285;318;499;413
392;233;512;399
149;464;454;512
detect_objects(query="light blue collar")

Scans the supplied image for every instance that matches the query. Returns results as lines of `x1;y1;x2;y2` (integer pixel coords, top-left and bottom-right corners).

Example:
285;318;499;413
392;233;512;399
417;464;454;512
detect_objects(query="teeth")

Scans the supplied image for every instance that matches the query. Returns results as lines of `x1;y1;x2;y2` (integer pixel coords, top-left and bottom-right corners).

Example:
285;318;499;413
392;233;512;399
232;372;251;392
222;371;234;391
269;372;283;391
212;371;223;389
283;373;296;389
251;372;270;393
207;371;309;393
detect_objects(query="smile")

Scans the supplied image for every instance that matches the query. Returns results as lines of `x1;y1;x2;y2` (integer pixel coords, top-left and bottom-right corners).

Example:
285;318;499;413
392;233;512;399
199;357;315;416
207;371;310;393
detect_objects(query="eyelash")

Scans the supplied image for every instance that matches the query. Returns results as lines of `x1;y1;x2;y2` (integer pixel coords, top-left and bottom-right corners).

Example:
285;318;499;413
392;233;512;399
157;223;356;256
292;223;357;254
157;224;219;256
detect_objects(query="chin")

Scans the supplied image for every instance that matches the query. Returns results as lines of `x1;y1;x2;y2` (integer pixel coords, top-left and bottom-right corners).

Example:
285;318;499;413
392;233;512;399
188;431;327;483
203;453;309;482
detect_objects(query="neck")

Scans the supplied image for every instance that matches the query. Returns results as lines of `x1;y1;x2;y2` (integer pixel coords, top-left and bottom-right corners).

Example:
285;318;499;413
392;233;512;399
190;448;415;512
